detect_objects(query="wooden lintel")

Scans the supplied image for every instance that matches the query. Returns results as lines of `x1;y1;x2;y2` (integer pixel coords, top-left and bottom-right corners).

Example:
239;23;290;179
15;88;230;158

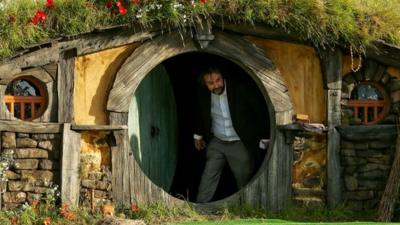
71;124;128;131
0;120;62;133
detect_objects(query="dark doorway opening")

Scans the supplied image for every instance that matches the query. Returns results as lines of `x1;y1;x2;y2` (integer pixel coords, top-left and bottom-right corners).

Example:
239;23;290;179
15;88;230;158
160;52;270;202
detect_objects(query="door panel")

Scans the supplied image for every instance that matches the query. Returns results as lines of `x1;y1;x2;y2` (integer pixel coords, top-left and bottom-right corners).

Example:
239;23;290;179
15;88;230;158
128;64;178;192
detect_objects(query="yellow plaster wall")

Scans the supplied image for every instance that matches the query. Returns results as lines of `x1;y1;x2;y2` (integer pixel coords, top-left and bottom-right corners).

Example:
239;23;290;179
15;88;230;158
74;45;138;125
246;37;326;123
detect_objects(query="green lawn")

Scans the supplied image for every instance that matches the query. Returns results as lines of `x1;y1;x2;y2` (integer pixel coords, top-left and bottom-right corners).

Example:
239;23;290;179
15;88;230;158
171;219;400;225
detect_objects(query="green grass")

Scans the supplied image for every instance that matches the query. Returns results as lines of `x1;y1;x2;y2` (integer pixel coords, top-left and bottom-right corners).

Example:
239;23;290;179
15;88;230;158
1;0;400;59
171;219;399;225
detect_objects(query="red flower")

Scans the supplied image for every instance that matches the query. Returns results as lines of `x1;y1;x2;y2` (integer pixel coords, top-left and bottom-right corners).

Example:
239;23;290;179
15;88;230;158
8;15;16;22
200;0;207;3
106;0;113;9
131;203;140;213
116;1;127;15
31;10;47;25
46;0;54;8
131;0;140;4
43;217;52;225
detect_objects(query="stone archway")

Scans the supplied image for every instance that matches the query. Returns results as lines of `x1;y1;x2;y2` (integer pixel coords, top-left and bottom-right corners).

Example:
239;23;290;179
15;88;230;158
107;30;293;210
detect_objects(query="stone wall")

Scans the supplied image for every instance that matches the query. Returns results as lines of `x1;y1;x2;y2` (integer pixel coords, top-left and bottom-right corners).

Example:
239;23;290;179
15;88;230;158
79;131;112;208
292;132;327;207
1;132;60;210
339;125;396;210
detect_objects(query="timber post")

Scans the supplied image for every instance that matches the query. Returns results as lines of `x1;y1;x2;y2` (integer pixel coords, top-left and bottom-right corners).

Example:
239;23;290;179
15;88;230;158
319;48;343;208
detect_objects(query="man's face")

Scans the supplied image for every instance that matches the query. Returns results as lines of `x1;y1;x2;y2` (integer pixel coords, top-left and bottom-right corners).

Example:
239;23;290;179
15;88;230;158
203;72;225;95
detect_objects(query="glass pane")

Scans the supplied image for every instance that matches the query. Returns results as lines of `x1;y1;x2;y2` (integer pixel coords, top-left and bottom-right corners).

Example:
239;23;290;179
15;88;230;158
367;107;374;122
34;103;41;114
24;103;32;119
351;84;383;100
14;103;20;118
5;79;40;96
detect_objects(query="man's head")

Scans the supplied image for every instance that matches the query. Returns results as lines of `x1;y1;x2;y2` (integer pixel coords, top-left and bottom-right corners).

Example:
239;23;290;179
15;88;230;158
201;68;225;95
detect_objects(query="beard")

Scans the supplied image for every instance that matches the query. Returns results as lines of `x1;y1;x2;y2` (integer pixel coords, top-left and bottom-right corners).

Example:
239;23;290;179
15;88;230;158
211;86;224;95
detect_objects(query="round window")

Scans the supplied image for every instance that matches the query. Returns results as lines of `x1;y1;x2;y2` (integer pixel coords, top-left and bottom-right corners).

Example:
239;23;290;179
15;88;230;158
4;76;47;120
349;82;389;124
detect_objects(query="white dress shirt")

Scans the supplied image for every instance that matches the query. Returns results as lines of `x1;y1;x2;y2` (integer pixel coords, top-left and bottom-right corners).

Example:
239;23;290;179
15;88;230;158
194;82;240;141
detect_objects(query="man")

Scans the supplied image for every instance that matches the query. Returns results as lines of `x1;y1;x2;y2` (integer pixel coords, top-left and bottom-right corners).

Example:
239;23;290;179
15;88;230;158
194;67;270;203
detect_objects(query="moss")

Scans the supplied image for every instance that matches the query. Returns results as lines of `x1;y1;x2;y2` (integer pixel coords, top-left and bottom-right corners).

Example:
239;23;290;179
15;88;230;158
1;0;400;59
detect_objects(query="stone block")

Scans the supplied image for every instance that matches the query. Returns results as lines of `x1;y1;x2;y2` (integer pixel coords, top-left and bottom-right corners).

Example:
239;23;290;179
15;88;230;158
363;198;379;209
16;138;38;148
88;172;103;180
96;181;111;191
2;132;16;149
356;150;383;158
369;141;393;149
344;166;357;174
341;149;356;156
94;190;108;198
3;203;19;210
14;159;39;170
5;170;21;180
341;141;354;149
82;179;96;189
358;180;385;190
342;156;365;166
367;155;392;165
32;134;56;140
21;170;53;183
39;159;56;170
303;176;321;188
2;192;26;203
346;200;363;211
17;133;30;138
33;186;50;194
346;190;374;200
14;148;48;159
353;142;368;150
344;176;358;191
359;170;388;179
27;193;41;203
8;181;25;191
358;163;379;172
38;140;54;151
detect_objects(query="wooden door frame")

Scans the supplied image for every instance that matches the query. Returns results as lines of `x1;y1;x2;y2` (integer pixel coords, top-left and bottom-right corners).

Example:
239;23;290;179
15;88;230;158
106;30;294;211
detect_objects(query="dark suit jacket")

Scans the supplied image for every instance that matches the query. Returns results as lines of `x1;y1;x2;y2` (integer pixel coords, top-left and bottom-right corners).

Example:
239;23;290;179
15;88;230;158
194;76;270;164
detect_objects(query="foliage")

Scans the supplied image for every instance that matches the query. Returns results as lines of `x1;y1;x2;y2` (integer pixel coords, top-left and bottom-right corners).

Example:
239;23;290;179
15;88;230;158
0;0;400;59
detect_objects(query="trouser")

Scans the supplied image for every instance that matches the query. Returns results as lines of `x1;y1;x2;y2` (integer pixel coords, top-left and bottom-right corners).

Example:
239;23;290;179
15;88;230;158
196;137;254;203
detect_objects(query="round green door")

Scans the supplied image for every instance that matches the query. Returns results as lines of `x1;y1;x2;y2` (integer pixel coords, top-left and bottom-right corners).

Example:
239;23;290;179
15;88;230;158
128;64;178;192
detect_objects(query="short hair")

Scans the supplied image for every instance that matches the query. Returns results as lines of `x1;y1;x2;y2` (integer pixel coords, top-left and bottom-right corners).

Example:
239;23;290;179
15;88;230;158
199;67;225;86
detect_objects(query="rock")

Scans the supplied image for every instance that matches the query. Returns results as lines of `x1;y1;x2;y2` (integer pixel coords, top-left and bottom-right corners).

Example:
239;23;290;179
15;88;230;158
358;163;379;172
344;166;357;174
14;148;48;159
82;180;97;189
5;170;21;180
342;156;365;166
89;172;103;180
16;138;38;148
38;140;53;151
21;170;53;183
32;134;56;140
359;170;388;179
39;159;56;170
14;159;39;170
2;132;16;149
369;141;393;149
8;181;26;191
344;176;358;191
346;190;374;200
341;149;356;156
341;141;354;149
2;192;26;203
96;181;111;191
367;155;392;164
346;200;363;211
94;190;108;198
353;142;368;150
356;150;383;158
96;217;146;225
17;133;30;138
27;193;41;203
358;180;385;190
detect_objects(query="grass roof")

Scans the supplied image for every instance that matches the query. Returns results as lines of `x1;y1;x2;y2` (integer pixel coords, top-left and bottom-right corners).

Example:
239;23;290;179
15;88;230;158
1;0;400;59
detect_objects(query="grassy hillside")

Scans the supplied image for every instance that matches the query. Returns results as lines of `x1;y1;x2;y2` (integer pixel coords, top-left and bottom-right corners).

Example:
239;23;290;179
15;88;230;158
1;0;400;59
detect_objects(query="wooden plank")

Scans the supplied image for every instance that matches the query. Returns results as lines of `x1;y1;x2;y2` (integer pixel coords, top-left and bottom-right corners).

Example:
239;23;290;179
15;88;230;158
327;89;342;208
60;123;81;207
71;124;127;131
367;40;400;68
0;120;61;133
58;49;76;123
0;67;53;85
319;49;343;90
42;63;58;80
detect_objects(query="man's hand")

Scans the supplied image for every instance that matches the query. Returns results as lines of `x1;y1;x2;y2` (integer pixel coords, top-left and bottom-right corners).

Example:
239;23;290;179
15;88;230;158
194;139;207;151
259;139;270;150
